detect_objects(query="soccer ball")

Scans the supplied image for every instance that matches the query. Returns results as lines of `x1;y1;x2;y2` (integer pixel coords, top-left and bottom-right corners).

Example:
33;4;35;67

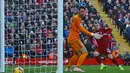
13;67;24;73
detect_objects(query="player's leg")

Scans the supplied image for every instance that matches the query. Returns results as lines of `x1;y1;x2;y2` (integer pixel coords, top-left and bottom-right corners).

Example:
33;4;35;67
94;49;106;70
76;48;88;67
73;40;88;72
105;48;124;70
94;50;101;63
107;54;124;70
74;47;88;72
65;54;78;72
65;40;81;72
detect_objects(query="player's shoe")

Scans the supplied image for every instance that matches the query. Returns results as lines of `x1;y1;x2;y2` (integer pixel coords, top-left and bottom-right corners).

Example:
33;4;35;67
65;67;72;72
119;65;124;70
100;64;106;70
73;67;85;72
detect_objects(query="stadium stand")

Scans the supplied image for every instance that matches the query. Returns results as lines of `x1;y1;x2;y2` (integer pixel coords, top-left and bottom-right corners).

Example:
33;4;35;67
99;0;130;46
5;0;130;65
5;0;58;58
4;0;121;57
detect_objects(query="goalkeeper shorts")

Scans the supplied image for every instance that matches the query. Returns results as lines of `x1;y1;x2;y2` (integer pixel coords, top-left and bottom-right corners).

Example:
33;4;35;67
68;40;85;52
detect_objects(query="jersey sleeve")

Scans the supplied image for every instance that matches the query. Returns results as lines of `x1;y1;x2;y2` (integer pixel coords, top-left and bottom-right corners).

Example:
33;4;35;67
80;26;92;36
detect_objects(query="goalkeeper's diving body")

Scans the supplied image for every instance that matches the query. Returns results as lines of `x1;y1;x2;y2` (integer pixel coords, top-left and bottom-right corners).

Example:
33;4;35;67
64;6;103;72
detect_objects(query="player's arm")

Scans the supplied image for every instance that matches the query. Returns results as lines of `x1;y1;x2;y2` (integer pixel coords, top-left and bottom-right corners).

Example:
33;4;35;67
73;17;103;39
73;17;92;36
80;26;92;36
79;23;103;39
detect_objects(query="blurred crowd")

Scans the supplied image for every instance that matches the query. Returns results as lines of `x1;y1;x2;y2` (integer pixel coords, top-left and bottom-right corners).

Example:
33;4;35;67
5;0;58;58
4;0;130;64
99;0;130;46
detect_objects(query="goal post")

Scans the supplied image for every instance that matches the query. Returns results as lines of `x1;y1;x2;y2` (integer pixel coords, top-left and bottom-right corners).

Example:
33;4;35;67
0;0;5;72
57;0;63;73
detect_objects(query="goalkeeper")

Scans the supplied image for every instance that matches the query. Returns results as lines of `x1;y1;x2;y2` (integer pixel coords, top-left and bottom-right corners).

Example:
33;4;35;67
65;6;103;72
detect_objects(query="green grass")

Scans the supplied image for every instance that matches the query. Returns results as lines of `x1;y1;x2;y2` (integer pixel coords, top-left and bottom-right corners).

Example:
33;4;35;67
5;65;130;73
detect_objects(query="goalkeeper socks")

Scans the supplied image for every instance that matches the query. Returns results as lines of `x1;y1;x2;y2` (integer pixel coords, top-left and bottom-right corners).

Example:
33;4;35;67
68;54;78;68
76;52;88;67
111;58;119;66
95;56;103;64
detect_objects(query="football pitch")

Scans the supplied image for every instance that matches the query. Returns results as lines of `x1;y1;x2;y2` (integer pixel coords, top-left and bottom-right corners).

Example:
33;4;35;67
5;65;130;73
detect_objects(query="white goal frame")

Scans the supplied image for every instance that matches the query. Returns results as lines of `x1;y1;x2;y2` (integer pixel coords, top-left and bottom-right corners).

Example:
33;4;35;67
57;0;63;73
0;0;5;72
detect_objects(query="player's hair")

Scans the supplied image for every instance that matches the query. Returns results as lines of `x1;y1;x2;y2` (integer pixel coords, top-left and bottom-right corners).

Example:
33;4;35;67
79;6;85;10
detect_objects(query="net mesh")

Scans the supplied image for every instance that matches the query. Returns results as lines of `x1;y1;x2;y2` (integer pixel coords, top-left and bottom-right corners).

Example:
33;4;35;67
5;0;58;73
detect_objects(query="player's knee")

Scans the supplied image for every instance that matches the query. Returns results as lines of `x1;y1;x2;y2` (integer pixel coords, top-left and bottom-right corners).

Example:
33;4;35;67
94;51;100;57
80;48;87;53
75;48;88;57
82;52;88;56
108;54;113;59
75;51;82;57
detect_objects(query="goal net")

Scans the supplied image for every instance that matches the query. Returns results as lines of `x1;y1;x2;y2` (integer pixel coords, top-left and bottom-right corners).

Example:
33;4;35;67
4;0;63;73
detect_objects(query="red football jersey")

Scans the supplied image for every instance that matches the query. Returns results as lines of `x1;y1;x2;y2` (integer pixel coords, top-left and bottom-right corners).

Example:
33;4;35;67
95;28;112;49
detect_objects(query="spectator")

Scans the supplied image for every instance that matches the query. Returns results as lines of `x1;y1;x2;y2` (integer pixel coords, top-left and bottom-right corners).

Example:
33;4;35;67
112;6;118;25
124;23;130;43
63;25;69;38
63;39;70;58
79;0;86;7
49;50;54;59
5;44;14;57
123;51;130;66
88;4;97;14
29;44;35;58
34;44;44;58
72;0;79;8
63;25;69;55
119;14;129;36
101;20;109;28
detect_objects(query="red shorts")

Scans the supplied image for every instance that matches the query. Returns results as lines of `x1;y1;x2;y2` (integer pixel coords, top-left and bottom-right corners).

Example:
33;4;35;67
95;47;111;55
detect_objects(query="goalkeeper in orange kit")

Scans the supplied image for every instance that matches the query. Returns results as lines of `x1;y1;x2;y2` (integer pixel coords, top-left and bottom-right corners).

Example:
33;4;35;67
65;6;103;72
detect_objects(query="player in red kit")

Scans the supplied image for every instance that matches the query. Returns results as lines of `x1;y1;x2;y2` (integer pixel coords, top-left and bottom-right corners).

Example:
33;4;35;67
93;23;124;70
